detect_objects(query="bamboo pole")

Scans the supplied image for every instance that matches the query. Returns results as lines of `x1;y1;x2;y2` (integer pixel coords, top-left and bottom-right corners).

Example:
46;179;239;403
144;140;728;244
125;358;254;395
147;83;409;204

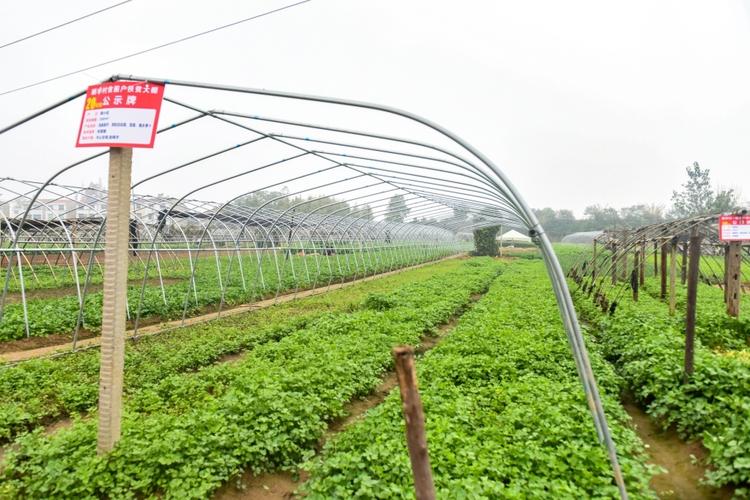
669;241;677;316
660;241;668;300
684;230;702;382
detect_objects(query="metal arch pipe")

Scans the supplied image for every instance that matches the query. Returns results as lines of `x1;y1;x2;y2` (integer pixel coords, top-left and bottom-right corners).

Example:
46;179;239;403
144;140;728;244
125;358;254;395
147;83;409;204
0;111;209;323
112;74;626;497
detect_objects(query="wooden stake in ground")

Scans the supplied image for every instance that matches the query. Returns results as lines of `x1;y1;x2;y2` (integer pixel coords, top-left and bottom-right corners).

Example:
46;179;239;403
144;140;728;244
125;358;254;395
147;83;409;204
632;250;640;302
726;241;742;317
639;240;646;286
660;241;668;300
620;230;629;282
680;240;688;285
97;147;132;454
684;230;702;382
392;346;436;500
669;240;677;316
591;239;597;282
611;243;618;285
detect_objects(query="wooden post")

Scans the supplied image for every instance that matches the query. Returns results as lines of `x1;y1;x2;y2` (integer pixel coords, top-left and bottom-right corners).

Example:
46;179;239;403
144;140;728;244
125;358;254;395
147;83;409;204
660;241;668;300
632;251;640;302
611;243;618;285
680;241;688;285
726;241;742;317
97;147;132;454
639;240;646;285
669;241;677;316
591;239;597;282
723;245;730;303
620;230;629;281
653;240;658;276
684;230;702;382
393;346;436;500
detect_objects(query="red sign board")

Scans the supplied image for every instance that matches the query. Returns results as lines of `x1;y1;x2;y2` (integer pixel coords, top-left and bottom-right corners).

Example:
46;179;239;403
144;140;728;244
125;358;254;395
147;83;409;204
719;215;750;241
76;80;165;148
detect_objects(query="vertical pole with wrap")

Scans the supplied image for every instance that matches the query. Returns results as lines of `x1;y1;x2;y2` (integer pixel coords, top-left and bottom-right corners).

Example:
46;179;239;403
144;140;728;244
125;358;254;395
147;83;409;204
97;147;132;454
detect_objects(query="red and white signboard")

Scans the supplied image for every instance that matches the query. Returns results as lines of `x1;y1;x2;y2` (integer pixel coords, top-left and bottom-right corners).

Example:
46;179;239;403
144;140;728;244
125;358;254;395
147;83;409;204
719;214;750;241
76;80;165;148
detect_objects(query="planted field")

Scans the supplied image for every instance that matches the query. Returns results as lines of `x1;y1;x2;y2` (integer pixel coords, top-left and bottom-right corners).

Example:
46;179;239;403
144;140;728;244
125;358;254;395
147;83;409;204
0;257;502;498
302;260;656;498
0;247;454;341
573;280;750;493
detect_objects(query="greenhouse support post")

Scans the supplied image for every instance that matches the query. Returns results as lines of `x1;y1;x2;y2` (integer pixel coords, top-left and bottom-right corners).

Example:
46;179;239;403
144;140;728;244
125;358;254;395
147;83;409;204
591;239;597;282
684;229;701;382
669;241;677;316
660;241;668;300
620;230;628;281
680;241;688;285
632;250;639;302
726;241;742;317
724;245;729;303
638;240;645;285
97;146;132;454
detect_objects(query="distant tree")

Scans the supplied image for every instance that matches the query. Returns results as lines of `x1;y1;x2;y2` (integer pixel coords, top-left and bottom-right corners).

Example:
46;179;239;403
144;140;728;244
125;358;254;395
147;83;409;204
620;204;665;227
385;194;408;223
670;161;739;217
712;186;742;214
583;205;621;230
533;207;588;240
411;216;437;224
351;204;373;219
238;188;293;211
555;209;577;237
238;189;352;216
301;195;351;216
452;208;469;222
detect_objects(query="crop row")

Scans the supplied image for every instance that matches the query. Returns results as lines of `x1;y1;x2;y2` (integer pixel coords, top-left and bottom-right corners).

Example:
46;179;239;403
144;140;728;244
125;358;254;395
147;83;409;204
0;247;454;341
0;257;477;442
0;258;503;498
302;260;656;498
1;246;452;293
573;282;750;492
638;277;749;351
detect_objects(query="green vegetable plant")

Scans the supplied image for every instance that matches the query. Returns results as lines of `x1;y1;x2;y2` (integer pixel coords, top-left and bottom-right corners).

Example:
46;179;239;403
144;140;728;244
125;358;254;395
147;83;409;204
302;260;657;498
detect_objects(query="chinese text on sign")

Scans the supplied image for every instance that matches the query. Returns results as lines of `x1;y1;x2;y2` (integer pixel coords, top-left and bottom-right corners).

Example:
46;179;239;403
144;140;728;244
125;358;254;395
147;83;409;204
719;215;750;242
76;81;165;148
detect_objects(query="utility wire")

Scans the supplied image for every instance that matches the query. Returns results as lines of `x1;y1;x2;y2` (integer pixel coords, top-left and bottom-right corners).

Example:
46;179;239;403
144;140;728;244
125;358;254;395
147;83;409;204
0;1;133;50
0;0;311;97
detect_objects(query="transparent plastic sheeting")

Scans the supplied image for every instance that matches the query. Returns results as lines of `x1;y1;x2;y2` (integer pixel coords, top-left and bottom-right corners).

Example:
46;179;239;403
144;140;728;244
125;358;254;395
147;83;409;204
0;75;629;498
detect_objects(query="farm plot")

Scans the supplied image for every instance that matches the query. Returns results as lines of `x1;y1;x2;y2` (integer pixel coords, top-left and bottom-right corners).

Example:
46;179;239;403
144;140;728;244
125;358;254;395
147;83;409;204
639;277;750;351
573;284;750;493
0;246;454;341
0;258;502;498
0;257;480;442
302;260;656;498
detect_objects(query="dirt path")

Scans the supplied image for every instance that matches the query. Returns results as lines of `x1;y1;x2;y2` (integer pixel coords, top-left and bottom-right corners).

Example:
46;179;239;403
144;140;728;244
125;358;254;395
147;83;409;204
622;396;734;499
1;256;463;363
213;289;484;499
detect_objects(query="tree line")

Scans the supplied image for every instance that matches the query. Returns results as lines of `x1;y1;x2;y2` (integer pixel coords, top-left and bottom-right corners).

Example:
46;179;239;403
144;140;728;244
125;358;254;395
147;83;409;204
533;162;742;241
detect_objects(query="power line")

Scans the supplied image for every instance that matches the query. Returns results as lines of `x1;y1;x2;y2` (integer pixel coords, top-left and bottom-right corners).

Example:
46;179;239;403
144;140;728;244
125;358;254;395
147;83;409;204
0;0;312;97
0;1;134;50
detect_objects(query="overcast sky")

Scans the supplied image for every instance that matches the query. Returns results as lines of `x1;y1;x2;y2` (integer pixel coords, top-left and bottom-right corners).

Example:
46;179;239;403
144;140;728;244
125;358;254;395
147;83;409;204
1;0;749;217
